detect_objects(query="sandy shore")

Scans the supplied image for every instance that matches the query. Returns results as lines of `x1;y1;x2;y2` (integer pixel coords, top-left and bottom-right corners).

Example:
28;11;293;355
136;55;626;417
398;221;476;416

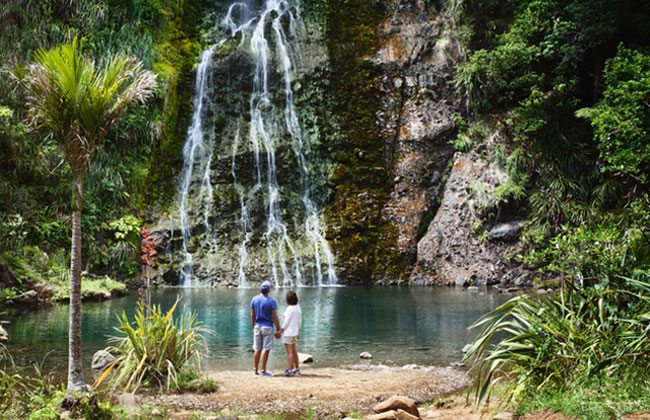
147;364;470;418
143;366;650;419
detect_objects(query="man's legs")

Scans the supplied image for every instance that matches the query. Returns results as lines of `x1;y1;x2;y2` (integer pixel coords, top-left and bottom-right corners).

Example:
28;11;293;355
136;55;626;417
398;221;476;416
257;326;274;375
260;349;270;372
253;349;261;372
253;325;262;373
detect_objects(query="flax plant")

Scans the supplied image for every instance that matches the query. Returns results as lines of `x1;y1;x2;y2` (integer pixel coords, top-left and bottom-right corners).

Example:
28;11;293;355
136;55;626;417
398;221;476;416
464;275;650;408
95;297;212;393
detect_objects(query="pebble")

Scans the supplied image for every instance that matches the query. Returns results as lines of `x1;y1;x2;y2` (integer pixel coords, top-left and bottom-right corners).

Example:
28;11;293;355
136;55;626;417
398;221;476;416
118;393;139;411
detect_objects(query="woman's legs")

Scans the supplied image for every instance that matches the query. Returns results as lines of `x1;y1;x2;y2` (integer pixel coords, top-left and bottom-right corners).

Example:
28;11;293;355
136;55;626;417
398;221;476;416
284;343;294;370
289;344;299;370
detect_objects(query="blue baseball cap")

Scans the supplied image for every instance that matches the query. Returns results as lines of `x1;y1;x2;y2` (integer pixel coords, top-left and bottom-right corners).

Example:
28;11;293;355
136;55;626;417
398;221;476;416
260;281;271;292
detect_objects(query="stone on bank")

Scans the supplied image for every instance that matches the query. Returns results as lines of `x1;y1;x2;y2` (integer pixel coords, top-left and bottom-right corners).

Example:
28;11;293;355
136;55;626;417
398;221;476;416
373;396;419;418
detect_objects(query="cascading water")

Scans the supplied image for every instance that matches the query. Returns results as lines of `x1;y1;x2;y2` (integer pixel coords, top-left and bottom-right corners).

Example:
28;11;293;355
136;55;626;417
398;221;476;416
175;0;337;287
177;45;218;287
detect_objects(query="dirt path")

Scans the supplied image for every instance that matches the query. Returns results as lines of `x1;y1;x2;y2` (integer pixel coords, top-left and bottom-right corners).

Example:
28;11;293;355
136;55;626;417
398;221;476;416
148;365;470;418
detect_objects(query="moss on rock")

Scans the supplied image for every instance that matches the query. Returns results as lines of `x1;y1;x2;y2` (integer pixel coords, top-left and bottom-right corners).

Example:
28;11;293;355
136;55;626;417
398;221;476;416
313;0;408;284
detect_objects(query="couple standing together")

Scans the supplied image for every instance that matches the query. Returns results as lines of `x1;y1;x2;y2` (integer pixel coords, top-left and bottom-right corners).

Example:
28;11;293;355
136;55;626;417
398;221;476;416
250;280;302;377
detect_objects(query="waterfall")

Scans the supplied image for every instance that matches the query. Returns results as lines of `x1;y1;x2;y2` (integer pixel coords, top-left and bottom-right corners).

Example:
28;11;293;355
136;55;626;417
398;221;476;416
175;0;337;287
177;45;218;287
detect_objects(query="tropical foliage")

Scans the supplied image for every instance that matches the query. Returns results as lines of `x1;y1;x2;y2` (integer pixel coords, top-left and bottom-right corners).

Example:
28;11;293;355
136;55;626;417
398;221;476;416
580;45;650;181
454;1;650;417
0;345;66;419
15;36;157;393
0;0;204;295
465;275;650;419
453;0;650;282
95;297;211;393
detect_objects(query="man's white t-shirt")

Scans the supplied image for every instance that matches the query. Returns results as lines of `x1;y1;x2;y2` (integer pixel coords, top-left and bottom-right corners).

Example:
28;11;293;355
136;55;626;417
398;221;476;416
281;304;302;337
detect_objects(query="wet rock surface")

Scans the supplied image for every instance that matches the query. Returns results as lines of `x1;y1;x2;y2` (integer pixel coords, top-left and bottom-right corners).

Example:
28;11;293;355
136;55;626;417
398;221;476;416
149;15;333;286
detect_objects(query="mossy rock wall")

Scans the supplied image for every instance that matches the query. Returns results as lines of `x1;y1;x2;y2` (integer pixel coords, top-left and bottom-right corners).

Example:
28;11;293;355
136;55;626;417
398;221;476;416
153;0;462;286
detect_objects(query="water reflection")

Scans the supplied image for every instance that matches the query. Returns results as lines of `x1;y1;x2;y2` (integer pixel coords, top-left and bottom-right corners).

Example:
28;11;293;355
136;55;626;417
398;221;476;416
4;287;508;375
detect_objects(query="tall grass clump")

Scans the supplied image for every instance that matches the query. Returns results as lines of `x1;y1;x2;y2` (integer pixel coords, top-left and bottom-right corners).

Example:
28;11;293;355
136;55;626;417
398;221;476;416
0;345;68;419
465;274;650;418
95;297;212;393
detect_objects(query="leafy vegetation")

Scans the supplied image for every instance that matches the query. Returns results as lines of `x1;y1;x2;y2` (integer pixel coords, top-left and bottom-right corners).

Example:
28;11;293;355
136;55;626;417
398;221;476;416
455;1;650;417
0;0;206;296
15;36;157;394
0;344;70;419
454;0;650;278
0;344;169;419
95;297;212;393
579;45;650;181
465;275;650;418
517;370;650;420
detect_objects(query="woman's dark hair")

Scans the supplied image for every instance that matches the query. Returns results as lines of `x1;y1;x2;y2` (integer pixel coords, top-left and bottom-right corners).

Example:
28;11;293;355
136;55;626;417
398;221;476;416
286;290;298;305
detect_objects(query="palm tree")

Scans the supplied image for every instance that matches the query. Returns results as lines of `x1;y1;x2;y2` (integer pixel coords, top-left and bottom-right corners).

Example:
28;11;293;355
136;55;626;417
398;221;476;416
16;38;157;395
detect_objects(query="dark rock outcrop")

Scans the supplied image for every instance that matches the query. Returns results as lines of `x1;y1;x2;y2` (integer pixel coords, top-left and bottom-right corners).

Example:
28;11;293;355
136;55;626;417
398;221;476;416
362;1;460;283
6;290;39;306
411;145;525;285
148;1;530;287
0;263;19;288
488;222;523;242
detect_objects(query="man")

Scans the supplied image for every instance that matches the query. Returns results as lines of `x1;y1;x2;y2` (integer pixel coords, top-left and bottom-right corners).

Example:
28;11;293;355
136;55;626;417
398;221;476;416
251;280;281;376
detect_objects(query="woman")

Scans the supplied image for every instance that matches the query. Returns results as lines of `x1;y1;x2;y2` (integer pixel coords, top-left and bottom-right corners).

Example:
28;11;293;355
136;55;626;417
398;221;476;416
277;290;302;376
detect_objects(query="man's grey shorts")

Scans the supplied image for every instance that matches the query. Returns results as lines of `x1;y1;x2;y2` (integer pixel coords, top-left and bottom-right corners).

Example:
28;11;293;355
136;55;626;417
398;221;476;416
253;325;274;351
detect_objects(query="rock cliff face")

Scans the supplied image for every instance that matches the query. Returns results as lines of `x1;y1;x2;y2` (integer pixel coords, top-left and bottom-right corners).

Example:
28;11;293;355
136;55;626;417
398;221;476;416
328;0;529;286
150;6;335;286
150;0;528;286
371;1;460;283
411;144;523;286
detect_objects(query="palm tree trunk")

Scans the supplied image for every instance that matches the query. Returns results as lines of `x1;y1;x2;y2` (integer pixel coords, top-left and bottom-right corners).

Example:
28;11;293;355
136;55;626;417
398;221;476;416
67;179;86;393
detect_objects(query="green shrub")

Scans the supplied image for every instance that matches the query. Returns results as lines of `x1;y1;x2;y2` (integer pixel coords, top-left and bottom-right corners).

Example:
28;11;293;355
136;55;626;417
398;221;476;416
175;369;218;393
51;275;126;301
96;297;212;392
579;45;650;181
464;274;650;412
520;194;650;281
0;214;29;252
516;368;650;420
0;346;27;413
0;344;65;419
